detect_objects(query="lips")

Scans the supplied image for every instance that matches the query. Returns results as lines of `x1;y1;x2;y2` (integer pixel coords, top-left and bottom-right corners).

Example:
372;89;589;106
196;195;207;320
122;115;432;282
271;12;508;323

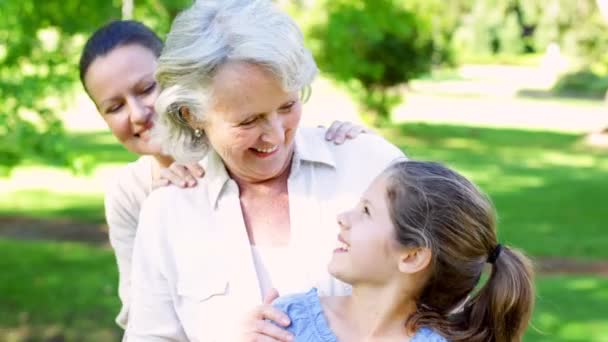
134;122;154;138
334;234;350;253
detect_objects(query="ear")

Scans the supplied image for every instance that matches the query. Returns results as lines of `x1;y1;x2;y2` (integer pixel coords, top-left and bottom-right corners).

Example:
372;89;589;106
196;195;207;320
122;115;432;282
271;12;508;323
179;106;198;127
397;247;432;274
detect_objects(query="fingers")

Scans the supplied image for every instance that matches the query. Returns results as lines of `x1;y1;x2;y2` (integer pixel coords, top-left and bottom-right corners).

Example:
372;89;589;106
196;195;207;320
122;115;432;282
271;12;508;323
159;162;205;188
263;288;280;305
251;320;293;342
330;121;353;144
185;162;205;178
240;300;293;342
163;164;195;187
324;120;341;141
256;305;290;327
324;121;371;144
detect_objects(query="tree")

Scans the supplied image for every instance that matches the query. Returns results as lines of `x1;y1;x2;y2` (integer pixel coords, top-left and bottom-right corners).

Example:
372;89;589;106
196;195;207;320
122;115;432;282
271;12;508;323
308;0;434;125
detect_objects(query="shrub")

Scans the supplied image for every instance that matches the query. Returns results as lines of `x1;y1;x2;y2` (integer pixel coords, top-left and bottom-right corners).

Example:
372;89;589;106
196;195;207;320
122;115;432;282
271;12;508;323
307;0;434;125
552;70;608;99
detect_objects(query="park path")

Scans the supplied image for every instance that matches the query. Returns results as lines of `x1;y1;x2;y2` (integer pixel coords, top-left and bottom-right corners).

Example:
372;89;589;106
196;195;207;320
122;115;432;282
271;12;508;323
1;215;607;277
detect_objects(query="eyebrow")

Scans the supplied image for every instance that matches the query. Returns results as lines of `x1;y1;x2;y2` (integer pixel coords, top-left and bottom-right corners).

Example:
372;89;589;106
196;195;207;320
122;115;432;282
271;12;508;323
361;198;374;210
238;99;297;121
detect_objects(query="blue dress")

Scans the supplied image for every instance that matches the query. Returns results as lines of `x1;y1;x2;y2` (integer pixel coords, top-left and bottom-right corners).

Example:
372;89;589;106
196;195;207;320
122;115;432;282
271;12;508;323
273;289;448;342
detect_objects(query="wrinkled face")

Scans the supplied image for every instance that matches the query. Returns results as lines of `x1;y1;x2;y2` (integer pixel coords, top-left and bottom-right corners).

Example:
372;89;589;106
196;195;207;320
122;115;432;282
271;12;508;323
201;62;302;183
84;44;161;156
329;174;402;285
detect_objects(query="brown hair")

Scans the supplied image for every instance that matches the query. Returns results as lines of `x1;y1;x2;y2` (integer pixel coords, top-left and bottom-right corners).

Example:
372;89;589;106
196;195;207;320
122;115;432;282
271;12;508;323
384;161;534;342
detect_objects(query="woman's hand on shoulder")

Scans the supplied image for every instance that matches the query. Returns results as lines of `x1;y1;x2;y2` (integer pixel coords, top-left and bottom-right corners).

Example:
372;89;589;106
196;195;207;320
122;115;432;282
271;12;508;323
239;288;294;342
323;120;373;145
152;162;205;189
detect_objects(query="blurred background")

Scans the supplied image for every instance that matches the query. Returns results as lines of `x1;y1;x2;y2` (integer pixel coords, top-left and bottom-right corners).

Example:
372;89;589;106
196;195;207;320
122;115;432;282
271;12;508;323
1;0;607;341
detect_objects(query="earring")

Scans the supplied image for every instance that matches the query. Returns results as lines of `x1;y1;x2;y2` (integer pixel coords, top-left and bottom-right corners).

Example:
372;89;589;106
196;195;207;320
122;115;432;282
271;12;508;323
194;128;203;138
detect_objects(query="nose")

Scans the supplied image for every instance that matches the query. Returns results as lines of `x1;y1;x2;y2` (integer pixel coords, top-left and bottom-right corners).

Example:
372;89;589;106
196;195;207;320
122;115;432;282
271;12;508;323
337;211;350;230
261;112;284;144
127;96;152;125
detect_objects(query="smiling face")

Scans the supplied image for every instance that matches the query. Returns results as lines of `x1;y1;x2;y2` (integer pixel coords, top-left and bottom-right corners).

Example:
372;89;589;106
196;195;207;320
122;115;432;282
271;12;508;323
329;174;404;286
199;62;302;183
84;44;161;156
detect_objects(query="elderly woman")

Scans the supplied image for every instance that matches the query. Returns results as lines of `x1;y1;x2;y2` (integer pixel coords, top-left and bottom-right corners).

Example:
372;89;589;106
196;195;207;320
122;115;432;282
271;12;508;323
126;0;404;341
79;20;365;330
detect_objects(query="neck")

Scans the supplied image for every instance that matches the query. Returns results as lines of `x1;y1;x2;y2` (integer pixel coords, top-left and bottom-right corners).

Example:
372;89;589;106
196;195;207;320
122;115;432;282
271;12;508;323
340;283;417;339
152;154;174;168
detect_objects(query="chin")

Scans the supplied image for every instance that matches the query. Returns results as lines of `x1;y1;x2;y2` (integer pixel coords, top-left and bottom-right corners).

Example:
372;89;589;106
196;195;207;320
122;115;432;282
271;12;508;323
327;260;350;284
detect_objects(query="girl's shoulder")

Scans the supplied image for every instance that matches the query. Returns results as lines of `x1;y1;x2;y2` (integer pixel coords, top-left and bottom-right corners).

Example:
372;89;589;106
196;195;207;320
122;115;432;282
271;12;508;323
272;288;338;342
272;288;319;320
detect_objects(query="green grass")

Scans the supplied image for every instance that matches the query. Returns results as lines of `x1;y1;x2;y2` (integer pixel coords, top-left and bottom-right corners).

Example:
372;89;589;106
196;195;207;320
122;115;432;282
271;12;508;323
383;123;608;259
1;239;605;342
1;123;607;341
527;276;608;342
0;190;105;223
0;239;121;341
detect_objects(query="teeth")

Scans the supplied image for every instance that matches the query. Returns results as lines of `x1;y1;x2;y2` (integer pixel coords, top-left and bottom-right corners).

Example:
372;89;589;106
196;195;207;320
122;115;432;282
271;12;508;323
336;240;350;252
254;145;278;153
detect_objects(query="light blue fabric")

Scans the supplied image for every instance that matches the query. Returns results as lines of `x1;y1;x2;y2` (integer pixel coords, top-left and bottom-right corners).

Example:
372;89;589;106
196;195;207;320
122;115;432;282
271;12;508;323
273;288;448;341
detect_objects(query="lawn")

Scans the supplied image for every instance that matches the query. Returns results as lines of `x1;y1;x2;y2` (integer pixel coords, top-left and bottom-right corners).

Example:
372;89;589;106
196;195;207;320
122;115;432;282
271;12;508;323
383;123;608;260
1;122;607;341
1;238;606;341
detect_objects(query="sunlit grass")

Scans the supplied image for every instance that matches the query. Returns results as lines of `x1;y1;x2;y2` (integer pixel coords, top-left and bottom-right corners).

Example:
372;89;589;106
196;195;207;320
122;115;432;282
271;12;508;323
527;276;608;342
1;238;605;342
383;123;608;259
0;239;121;341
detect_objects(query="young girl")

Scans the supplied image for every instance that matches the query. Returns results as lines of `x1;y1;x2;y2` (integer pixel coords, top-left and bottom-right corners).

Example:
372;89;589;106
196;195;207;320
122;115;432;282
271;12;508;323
79;20;368;330
274;160;534;341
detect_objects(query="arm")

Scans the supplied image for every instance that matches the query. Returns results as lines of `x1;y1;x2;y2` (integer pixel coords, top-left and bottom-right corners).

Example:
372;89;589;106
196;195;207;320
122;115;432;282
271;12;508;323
124;194;187;341
104;177;141;329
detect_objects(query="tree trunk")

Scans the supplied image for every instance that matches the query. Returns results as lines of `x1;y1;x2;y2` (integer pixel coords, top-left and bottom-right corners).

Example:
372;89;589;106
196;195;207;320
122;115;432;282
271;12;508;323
122;0;134;20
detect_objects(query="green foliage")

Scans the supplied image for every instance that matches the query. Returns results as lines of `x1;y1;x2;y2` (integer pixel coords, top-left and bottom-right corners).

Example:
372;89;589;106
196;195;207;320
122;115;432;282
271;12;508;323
0;0;120;175
452;0;608;68
307;0;434;124
552;69;608;99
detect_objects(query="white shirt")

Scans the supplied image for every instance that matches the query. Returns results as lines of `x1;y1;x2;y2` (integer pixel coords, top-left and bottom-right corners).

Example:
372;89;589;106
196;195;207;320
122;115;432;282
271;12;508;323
104;155;154;329
126;127;405;341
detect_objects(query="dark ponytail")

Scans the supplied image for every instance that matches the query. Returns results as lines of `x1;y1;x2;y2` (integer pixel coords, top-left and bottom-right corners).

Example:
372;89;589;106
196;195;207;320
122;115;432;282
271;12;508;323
385;161;535;342
454;246;534;341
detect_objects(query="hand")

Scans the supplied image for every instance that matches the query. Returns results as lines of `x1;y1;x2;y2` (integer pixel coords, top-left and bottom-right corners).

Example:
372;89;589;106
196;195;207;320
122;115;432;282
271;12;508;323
322;120;371;145
152;162;205;189
239;288;293;342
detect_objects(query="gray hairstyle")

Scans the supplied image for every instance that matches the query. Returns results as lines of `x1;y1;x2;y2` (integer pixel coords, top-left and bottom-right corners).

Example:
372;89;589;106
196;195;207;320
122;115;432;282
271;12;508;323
152;0;318;162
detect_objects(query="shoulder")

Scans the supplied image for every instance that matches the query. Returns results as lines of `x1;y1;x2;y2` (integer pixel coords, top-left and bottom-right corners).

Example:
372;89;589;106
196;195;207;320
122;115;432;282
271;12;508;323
272;289;317;318
272;289;336;340
104;156;154;224
298;126;405;166
105;156;153;204
412;327;449;342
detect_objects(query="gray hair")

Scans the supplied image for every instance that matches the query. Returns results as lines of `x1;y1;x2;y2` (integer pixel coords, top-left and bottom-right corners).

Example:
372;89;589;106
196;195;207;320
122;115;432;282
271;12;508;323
152;0;317;162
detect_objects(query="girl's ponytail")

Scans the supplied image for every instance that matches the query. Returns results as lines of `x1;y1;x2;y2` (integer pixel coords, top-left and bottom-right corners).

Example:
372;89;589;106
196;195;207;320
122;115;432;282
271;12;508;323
463;245;534;342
